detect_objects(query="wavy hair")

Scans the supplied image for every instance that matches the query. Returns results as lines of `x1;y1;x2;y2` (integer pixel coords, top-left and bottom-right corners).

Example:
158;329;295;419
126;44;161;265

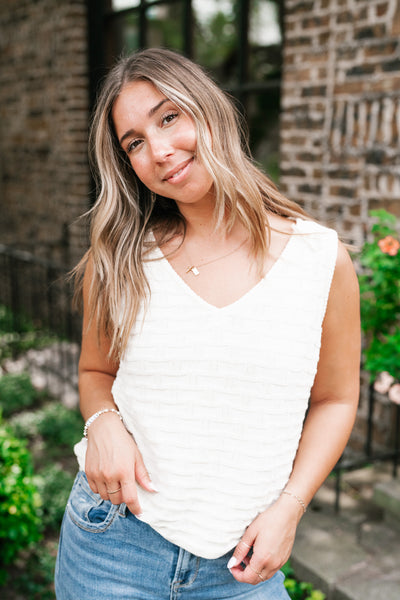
74;47;308;359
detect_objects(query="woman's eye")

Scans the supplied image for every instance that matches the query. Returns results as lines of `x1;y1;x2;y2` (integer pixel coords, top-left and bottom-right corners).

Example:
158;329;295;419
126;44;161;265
162;112;178;125
127;139;142;153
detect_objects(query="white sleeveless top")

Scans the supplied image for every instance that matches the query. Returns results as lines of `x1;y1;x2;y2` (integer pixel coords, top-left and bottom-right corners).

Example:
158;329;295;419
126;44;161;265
75;218;338;559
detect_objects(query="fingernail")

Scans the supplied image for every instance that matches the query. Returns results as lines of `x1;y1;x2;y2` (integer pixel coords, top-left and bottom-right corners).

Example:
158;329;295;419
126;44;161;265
227;556;238;569
136;513;144;519
148;481;159;492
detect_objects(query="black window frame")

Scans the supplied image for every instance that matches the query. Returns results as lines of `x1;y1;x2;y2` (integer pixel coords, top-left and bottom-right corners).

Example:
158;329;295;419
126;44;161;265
87;0;283;108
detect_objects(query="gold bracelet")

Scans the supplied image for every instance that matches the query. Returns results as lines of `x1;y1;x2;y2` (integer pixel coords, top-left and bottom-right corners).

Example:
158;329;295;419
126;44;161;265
282;490;307;514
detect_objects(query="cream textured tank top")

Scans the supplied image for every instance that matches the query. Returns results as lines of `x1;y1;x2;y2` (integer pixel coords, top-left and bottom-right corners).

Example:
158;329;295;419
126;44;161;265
75;218;338;559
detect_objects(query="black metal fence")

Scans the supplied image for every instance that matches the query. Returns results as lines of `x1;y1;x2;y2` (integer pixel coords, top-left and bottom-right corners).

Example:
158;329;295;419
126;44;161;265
333;383;400;511
0;245;81;341
0;245;81;407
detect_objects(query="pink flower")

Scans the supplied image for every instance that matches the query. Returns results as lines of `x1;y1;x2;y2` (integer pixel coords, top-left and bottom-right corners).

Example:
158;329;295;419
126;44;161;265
388;383;400;405
374;371;395;394
378;235;400;256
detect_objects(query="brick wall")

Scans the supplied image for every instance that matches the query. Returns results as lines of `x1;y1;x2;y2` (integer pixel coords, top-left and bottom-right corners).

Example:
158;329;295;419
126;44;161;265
280;0;400;246
280;0;400;453
0;0;90;267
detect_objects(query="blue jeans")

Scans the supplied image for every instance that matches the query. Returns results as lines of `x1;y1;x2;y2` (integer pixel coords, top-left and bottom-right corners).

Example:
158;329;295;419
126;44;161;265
55;472;290;600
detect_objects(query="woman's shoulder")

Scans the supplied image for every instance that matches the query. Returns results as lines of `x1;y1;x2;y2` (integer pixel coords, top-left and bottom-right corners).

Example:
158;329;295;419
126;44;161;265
292;217;337;238
267;214;338;248
267;213;335;234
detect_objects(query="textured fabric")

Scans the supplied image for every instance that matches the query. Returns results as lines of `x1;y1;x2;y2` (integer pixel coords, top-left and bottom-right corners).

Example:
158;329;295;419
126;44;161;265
56;471;290;599
74;218;338;559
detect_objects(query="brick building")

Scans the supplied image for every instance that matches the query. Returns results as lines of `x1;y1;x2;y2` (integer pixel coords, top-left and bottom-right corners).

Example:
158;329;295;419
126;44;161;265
1;0;399;266
280;0;400;245
0;1;90;267
0;0;284;268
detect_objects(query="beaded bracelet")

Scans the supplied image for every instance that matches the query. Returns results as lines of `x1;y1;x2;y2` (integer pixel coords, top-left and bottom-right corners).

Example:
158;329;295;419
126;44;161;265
282;490;307;514
83;408;122;438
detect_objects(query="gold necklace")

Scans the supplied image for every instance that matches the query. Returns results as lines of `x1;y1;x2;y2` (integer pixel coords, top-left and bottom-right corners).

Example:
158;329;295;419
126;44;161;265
185;238;248;276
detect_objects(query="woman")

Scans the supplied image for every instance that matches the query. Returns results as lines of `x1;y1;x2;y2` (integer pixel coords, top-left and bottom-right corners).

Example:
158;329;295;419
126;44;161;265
55;48;360;599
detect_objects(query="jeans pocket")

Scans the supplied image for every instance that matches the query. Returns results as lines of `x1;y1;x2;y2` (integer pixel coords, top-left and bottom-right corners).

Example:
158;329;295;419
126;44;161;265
66;471;119;533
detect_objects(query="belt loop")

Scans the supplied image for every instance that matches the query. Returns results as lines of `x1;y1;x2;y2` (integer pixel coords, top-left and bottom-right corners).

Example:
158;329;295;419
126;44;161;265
118;502;127;517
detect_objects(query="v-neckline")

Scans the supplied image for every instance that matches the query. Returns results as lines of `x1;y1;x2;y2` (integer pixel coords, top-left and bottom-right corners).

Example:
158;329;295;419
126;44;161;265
150;219;299;312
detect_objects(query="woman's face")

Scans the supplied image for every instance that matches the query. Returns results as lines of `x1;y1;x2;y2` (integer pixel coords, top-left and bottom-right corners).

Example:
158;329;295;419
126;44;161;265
112;80;214;208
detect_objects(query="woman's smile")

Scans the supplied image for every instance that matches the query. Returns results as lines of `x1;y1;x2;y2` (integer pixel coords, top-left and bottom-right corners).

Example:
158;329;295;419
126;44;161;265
163;157;194;183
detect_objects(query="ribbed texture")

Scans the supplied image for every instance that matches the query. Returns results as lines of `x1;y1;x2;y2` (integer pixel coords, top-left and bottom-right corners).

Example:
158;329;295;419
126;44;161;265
75;219;338;559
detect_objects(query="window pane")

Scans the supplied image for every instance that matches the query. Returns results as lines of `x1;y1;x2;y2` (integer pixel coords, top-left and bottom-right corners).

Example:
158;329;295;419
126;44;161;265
247;90;281;182
112;0;140;9
146;3;184;51
249;0;282;82
193;0;237;86
106;11;140;64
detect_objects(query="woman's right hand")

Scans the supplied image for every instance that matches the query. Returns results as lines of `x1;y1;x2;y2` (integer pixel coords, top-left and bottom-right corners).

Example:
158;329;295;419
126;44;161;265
84;411;157;515
77;257;157;515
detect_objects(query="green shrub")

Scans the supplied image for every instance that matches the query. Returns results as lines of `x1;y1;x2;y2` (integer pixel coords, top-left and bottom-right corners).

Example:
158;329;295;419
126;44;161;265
8;408;41;439
36;403;83;451
0;372;39;418
6;540;57;599
36;464;74;531
0;304;33;335
9;402;83;464
0;304;59;362
282;562;326;600
0;418;42;582
358;209;400;381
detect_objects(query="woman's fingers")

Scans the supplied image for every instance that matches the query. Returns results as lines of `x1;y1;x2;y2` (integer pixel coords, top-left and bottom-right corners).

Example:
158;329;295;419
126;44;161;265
229;551;277;585
92;475;142;513
227;533;257;583
236;552;276;585
227;513;286;585
135;450;158;492
86;475;99;495
120;479;143;515
227;537;253;571
85;431;158;516
106;483;123;503
93;479;112;501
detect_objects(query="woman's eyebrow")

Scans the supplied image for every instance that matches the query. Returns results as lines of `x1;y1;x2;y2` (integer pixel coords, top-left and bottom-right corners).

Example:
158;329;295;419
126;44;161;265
119;98;170;146
148;98;169;118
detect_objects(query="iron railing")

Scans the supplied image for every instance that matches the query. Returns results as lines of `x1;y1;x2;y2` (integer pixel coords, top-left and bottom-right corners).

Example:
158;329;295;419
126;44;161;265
333;383;400;511
0;245;81;406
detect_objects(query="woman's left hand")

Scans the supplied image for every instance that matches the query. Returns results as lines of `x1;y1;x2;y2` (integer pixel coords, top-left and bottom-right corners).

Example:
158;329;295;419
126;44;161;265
227;493;304;585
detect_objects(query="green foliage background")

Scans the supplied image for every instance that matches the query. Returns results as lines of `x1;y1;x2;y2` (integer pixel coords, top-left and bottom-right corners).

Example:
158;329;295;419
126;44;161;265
0;419;42;581
358;210;400;381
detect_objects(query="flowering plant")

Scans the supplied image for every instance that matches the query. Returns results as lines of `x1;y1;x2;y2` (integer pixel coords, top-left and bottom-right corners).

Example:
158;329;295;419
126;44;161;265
358;209;400;402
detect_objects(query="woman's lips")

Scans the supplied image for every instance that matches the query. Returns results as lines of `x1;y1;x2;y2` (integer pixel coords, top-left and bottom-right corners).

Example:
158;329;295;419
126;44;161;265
164;158;194;183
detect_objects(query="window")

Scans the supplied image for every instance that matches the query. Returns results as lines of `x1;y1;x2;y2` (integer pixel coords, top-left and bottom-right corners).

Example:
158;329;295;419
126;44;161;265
88;0;283;180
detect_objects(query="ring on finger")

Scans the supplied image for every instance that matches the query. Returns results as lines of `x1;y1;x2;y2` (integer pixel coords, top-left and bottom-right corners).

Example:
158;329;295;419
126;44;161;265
248;564;265;581
107;487;122;494
239;539;252;549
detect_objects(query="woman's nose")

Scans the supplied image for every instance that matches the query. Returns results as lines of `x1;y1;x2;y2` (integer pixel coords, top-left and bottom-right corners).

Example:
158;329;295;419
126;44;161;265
149;136;174;162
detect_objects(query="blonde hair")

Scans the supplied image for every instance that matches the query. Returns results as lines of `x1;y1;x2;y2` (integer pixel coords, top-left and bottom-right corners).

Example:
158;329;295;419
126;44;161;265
75;47;307;359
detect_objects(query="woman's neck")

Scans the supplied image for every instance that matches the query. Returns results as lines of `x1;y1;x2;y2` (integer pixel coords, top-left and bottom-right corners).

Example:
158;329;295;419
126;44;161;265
175;198;237;245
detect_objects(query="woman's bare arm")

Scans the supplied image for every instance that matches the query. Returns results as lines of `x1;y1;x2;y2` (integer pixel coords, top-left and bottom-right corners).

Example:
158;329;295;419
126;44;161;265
78;258;156;513
229;241;361;584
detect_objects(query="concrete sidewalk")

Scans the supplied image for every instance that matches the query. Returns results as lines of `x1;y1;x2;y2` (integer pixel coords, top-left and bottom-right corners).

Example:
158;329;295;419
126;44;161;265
290;465;400;600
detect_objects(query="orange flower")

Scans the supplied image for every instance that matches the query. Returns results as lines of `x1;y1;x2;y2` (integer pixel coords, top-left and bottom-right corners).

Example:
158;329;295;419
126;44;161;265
378;235;400;256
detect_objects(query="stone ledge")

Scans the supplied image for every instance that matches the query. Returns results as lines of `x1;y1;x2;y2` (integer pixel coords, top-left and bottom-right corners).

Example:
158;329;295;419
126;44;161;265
373;480;400;524
291;498;400;599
